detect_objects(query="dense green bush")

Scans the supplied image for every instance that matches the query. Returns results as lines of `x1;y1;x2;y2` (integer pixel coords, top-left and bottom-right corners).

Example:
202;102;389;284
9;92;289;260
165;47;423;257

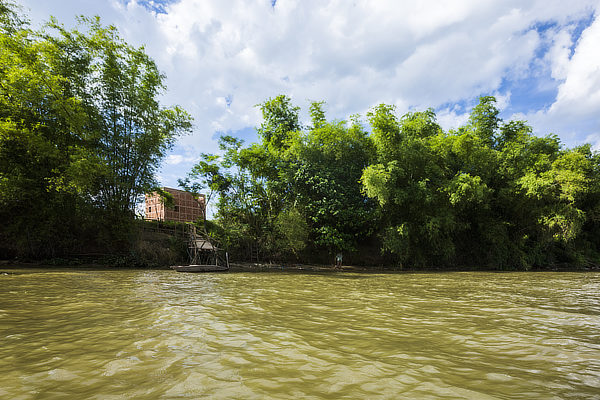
185;96;600;269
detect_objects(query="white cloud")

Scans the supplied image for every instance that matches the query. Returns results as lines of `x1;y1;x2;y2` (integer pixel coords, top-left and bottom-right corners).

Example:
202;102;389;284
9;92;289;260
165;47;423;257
165;154;198;165
585;133;600;151
19;0;600;186
436;107;470;132
165;154;184;165
550;14;600;118
546;27;575;81
517;11;600;145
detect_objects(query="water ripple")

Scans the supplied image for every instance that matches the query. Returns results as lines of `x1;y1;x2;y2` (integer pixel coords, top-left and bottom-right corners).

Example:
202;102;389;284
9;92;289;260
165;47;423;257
1;269;599;398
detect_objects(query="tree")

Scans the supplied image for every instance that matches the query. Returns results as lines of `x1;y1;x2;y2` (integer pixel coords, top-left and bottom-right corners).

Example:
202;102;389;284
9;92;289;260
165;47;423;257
0;3;90;257
468;95;500;148
183;93;600;269
45;17;192;215
359;95;600;269
362;105;454;266
0;5;192;258
286;102;375;253
257;94;301;151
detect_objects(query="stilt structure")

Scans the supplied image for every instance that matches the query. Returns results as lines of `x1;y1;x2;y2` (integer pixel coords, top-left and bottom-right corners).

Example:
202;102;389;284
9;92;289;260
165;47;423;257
187;225;217;265
171;226;229;272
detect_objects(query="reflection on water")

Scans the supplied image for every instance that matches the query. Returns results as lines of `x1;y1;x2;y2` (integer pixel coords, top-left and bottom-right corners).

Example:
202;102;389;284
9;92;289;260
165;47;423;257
1;269;599;398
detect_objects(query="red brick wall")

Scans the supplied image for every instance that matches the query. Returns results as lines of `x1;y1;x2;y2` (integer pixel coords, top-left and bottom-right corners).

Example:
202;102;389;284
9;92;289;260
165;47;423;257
145;188;206;222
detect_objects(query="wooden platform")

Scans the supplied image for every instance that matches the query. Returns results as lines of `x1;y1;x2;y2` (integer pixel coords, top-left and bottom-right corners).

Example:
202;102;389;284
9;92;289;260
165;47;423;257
170;264;229;272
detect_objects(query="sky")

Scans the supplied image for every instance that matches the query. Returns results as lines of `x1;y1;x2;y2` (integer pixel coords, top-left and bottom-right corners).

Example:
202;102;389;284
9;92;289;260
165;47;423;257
18;0;600;191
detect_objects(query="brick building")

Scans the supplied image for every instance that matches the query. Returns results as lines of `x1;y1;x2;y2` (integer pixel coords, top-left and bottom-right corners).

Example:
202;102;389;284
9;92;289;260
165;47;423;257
145;187;206;222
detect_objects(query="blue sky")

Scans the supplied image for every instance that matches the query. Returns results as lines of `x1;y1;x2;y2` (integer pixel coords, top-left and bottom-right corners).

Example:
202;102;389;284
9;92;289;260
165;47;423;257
20;0;600;194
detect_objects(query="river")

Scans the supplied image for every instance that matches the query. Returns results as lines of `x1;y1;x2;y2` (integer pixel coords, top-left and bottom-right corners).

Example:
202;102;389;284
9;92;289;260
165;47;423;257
1;269;599;399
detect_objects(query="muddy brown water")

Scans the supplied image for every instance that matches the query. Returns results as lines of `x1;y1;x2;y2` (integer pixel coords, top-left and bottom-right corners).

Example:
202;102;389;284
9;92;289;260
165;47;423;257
1;269;599;399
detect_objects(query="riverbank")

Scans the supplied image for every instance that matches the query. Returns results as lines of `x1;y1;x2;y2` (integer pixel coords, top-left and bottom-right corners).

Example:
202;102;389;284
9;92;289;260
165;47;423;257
228;262;372;272
0;259;367;272
230;262;600;272
2;259;599;272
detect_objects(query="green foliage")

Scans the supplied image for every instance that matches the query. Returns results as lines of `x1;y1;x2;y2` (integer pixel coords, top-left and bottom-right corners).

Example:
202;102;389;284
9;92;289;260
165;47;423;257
275;208;309;256
184;99;375;261
286;113;375;252
367;104;401;162
0;4;191;259
153;188;175;209
446;173;491;207
360;96;600;268
43;16;192;214
4;0;597;269
178;152;230;207
468;95;500;147
183;94;600;268
257;95;300;151
362;107;456;265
